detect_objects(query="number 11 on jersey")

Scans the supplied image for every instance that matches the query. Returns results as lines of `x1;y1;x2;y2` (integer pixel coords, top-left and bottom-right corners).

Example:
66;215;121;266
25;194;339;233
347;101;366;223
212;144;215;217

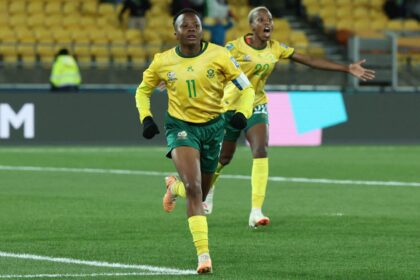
186;80;197;98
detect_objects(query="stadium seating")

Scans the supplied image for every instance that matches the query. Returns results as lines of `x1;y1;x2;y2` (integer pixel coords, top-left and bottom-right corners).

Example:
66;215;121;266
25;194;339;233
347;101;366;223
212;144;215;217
27;2;44;15
63;2;79;15
0;0;322;68
310;0;419;34
8;1;25;15
302;0;420;67
3;0;415;72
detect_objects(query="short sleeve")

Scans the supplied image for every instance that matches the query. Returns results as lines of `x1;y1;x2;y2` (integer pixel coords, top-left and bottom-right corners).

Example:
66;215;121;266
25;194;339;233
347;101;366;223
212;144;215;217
221;48;242;82
278;42;295;59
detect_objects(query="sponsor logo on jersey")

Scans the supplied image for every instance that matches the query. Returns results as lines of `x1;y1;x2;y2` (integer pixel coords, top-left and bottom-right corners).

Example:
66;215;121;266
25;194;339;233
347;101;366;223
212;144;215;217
243;54;251;61
187;66;194;72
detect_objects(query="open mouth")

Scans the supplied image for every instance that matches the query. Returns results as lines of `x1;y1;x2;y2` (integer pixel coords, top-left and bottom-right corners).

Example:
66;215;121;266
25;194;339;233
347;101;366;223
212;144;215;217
187;34;197;39
263;27;271;33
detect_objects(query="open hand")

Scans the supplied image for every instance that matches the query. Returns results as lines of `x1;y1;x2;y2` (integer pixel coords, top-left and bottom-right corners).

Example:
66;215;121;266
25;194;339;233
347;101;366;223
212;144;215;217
349;59;376;82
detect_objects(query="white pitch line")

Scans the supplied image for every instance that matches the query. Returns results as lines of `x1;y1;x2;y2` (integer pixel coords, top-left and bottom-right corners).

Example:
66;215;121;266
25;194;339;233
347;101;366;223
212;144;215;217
0;147;168;154
0;251;196;275
0;165;420;188
0;272;163;279
222;173;420;187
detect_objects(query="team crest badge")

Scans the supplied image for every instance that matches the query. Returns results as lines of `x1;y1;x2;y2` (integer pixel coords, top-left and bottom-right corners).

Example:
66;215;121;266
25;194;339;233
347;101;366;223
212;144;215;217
207;69;215;78
167;72;177;82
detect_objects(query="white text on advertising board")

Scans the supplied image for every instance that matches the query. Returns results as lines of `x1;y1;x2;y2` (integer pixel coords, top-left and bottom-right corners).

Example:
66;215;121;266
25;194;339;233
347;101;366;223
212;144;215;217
0;103;35;139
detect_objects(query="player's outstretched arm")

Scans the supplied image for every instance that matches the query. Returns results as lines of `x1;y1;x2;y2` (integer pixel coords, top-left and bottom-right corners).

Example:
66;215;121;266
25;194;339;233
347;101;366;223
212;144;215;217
291;52;375;81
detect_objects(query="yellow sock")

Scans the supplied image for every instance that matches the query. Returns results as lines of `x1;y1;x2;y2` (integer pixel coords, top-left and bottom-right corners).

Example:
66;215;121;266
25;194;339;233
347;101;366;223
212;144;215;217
251;158;269;209
210;162;224;189
188;215;209;256
171;180;186;198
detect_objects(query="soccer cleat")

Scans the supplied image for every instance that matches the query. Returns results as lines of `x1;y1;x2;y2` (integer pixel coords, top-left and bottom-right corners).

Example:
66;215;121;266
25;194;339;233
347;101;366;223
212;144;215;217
196;253;212;274
163;176;178;213
248;210;270;228
202;187;214;215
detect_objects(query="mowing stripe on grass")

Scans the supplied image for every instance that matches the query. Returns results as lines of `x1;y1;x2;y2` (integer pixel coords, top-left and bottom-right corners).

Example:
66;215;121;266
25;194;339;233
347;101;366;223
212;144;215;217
0;272;166;279
0;165;420;188
0;251;196;275
225;174;420;187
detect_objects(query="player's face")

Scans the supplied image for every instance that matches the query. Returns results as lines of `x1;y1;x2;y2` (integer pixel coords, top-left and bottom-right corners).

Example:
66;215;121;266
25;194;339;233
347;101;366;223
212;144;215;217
251;10;273;42
174;13;203;47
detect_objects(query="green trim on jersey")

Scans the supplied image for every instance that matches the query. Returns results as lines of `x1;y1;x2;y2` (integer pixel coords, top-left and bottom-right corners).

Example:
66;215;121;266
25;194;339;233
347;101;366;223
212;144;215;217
243;34;267;50
175;41;209;58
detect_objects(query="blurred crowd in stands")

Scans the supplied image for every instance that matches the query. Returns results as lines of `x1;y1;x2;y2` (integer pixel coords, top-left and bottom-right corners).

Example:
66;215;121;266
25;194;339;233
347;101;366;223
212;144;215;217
0;0;418;73
104;0;310;46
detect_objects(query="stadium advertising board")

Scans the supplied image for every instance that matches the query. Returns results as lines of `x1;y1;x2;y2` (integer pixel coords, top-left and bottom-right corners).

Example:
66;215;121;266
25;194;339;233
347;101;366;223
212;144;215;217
0;92;419;145
266;91;347;146
0;93;157;145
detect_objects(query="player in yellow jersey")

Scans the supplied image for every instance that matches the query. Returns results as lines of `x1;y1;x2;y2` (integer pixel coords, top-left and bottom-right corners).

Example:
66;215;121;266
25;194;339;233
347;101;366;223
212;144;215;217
200;6;376;227
135;8;255;274
168;6;375;227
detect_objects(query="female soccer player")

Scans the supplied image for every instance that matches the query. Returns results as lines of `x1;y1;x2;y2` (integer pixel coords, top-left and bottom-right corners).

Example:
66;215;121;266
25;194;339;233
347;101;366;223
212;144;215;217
201;6;376;227
135;8;255;273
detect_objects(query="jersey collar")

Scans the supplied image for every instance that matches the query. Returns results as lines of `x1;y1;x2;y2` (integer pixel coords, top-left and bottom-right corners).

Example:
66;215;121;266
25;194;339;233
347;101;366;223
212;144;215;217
243;34;268;51
175;41;209;58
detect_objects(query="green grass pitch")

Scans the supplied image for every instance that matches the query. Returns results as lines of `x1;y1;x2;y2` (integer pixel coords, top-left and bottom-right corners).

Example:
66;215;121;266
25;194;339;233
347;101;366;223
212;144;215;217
0;146;419;279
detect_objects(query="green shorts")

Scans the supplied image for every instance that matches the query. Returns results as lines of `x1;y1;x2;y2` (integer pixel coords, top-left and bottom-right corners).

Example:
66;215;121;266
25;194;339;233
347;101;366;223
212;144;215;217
224;104;269;142
164;113;225;173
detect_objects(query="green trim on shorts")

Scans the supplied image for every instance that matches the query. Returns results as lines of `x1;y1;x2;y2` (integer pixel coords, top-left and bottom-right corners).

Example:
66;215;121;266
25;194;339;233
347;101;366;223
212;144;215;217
224;104;269;142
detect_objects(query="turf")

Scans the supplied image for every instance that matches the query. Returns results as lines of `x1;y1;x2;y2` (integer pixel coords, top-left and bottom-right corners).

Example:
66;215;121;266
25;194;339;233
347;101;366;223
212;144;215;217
0;146;419;279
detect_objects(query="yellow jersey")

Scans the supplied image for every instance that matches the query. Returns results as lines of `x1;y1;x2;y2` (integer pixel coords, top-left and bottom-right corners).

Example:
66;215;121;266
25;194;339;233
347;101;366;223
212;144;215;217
223;35;295;110
136;41;254;123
